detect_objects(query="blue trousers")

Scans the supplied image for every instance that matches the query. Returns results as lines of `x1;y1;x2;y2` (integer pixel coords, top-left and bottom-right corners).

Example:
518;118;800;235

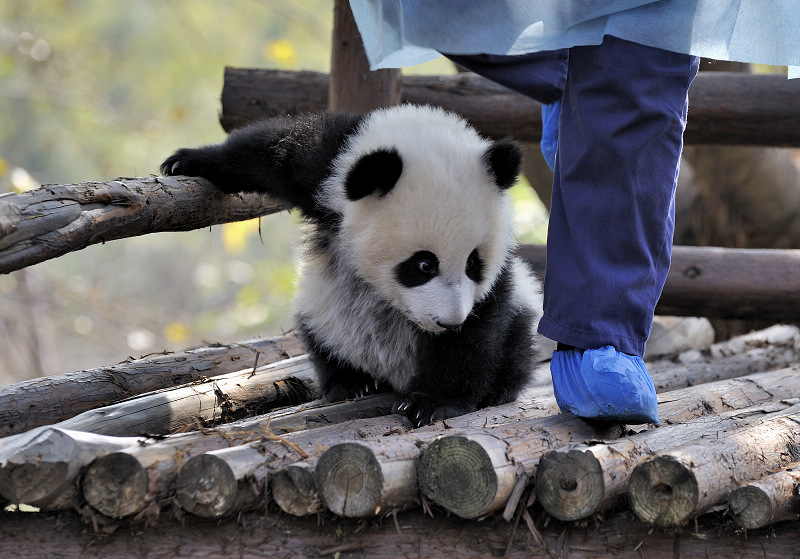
448;36;699;356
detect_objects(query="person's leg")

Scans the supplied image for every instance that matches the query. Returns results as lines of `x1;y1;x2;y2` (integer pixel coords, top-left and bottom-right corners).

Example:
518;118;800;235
540;35;699;424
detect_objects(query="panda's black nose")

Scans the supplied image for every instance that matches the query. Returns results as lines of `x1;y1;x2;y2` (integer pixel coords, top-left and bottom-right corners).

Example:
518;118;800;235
437;321;462;331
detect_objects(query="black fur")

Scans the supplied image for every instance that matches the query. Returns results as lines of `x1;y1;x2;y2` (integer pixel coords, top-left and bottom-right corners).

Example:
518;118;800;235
344;149;403;201
483;138;522;190
161;108;534;427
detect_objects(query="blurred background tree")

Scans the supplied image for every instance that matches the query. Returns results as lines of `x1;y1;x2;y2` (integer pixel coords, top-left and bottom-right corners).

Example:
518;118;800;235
0;0;550;384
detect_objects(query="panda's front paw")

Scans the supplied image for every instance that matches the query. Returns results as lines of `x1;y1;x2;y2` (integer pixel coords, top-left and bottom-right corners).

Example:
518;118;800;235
160;148;214;178
324;371;391;403
394;393;476;428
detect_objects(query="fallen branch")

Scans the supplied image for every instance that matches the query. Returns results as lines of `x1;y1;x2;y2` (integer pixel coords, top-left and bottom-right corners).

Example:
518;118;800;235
0;334;305;437
627;408;800;527
728;466;800;529
0;176;288;274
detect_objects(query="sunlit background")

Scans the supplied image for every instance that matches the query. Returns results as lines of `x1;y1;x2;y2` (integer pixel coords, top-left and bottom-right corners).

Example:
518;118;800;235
0;1;549;384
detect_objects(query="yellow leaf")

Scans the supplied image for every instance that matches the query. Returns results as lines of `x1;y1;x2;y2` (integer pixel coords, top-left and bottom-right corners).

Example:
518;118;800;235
164;321;191;344
0;157;7;178
264;39;297;66
222;218;260;254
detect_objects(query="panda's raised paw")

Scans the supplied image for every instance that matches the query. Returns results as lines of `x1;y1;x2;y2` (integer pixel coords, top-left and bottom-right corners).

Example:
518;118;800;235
160;148;213;178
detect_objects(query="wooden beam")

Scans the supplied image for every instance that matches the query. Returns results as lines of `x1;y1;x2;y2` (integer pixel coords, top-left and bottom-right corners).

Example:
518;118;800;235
328;0;400;112
220;70;800;147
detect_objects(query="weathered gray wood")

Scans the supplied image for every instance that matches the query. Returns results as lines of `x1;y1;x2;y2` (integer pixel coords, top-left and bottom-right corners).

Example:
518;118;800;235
0;428;144;509
271;460;323;516
535;396;800;521
54;355;318;436
728;467;800;528
82;396;403;519
417;365;800;520
0;176;288;274
316;439;421;517
221;70;800;146
0;334;305;437
520;244;800;321
628;409;800;527
4;505;800;559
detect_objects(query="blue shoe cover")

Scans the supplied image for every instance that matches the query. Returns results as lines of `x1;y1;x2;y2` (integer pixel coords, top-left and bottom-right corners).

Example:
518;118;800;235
551;346;660;425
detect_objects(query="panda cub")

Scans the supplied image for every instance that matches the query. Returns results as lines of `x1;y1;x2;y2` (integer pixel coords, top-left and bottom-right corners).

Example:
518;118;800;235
162;105;543;427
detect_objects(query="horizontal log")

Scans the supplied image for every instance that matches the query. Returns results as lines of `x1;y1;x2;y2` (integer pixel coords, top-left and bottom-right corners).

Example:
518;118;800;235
84;396;403;519
0;334;304;438
53;355;318;436
519;244;800;321
0;428;145;508
3;506;800;559
221;69;800;147
535;394;799;521
0;176;289;274
418;365;800;520
628;408;800;527
728;466;800;529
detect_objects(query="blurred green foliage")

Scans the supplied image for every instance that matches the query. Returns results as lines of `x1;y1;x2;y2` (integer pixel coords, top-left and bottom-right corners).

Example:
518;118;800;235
0;1;547;383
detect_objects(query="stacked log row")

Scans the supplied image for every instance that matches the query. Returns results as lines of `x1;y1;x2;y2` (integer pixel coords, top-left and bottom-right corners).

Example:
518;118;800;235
0;326;799;530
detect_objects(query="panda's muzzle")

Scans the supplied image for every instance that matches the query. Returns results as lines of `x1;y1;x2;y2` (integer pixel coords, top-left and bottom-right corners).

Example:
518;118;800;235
436;321;462;331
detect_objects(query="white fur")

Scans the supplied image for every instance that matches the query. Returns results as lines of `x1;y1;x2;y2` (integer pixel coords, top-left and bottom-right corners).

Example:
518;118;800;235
320;105;516;328
295;105;533;389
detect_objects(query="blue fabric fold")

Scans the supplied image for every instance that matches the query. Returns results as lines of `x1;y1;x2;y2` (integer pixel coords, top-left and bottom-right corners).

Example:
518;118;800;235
551;346;660;425
540;100;560;171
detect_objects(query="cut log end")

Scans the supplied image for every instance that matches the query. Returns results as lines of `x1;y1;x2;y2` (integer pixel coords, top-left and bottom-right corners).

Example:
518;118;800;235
628;455;699;527
536;449;604;521
728;485;773;529
0;461;68;505
271;463;322;517
315;443;382;518
417;435;498;519
82;452;148;518
175;454;238;518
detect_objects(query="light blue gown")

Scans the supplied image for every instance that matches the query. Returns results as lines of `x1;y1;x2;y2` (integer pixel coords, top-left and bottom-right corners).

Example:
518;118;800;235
350;0;799;78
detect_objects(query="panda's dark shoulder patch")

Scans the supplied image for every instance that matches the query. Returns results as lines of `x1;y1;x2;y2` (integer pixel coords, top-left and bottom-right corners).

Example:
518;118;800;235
344;149;403;201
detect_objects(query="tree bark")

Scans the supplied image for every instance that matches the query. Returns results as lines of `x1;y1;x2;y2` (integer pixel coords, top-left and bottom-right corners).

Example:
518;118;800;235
220;70;800;146
0;428;144;509
728;466;800;529
0;176;288;275
628;409;800;527
417;365;800;520
0;334;305;437
520;244;800;321
82;398;404;519
535;396;800;521
54;355;318;437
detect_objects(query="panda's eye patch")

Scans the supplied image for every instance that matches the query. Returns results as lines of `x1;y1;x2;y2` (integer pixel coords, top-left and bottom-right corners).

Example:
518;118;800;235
465;248;484;283
395;250;439;288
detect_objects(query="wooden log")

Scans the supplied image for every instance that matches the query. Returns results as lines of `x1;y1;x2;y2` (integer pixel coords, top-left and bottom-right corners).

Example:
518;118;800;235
628;408;800;527
519;244;800;321
220;70;800;146
54;355;318;436
316;439;421;517
535;396;799;521
271;460;323;516
417;366;800;519
0;176;289;275
0;428;144;509
82;396;402;519
5;505;800;559
328;0;400;112
0;334;304;438
728;467;800;529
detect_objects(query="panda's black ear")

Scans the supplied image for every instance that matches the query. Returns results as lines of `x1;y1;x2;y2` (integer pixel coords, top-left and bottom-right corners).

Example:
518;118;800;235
344;149;403;201
483;138;522;190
